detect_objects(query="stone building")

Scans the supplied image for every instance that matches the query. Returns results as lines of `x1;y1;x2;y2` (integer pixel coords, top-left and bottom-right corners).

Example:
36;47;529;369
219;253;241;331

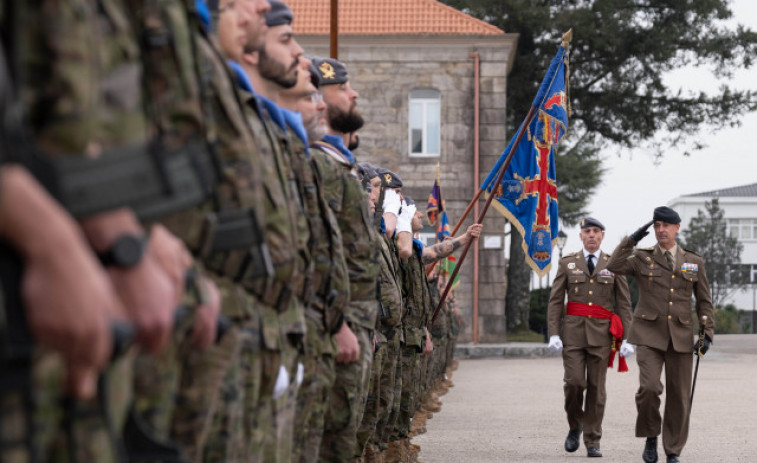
290;0;519;342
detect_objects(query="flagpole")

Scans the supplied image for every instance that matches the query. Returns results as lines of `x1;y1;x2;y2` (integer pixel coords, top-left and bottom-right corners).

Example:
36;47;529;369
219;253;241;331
430;29;572;325
329;0;338;59
430;105;538;324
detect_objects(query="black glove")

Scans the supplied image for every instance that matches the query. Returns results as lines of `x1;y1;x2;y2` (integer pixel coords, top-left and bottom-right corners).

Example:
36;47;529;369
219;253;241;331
630;220;654;243
693;335;712;356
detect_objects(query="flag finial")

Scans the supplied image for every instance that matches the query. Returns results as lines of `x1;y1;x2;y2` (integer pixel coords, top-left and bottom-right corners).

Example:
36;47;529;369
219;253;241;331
562;29;573;48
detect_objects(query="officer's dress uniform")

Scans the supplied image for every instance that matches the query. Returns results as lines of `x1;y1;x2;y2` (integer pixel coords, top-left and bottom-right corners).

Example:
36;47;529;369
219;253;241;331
547;249;632;450
607;237;714;457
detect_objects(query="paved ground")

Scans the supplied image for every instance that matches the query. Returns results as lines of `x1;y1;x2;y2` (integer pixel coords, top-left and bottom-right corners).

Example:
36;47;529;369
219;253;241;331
413;334;757;463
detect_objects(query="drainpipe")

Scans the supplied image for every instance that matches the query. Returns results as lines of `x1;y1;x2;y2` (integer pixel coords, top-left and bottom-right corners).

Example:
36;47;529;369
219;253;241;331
470;52;480;345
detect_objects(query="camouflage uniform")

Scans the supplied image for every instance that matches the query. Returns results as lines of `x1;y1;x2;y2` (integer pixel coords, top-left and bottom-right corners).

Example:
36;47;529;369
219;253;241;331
288;126;350;463
4;1;148;461
358;229;404;455
395;241;432;439
311;136;380;463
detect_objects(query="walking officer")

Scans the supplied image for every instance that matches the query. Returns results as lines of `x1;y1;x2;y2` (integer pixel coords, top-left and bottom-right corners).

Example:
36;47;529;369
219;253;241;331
547;217;633;458
606;206;714;463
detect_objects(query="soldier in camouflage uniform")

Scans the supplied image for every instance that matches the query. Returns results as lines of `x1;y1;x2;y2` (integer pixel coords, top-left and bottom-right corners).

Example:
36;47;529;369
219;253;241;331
279;56;351;463
309;56;380;463
391;207;481;458
234;1;321;461
1;1;224;461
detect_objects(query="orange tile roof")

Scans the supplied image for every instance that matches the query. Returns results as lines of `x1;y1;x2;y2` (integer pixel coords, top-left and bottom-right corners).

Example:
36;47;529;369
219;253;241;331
288;0;505;36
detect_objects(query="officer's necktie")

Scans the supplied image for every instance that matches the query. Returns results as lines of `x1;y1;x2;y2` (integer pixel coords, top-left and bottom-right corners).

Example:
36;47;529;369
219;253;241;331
587;254;595;274
665;250;674;269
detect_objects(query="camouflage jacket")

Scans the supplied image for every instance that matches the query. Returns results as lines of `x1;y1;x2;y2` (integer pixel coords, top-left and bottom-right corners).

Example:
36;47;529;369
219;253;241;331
401;245;432;349
310;138;379;330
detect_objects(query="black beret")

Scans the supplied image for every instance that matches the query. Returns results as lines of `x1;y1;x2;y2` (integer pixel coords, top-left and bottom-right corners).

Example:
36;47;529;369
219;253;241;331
310;57;349;86
265;0;293;27
653;206;681;225
404;196;415;207
580;217;605;231
357;162;378;181
375;167;403;188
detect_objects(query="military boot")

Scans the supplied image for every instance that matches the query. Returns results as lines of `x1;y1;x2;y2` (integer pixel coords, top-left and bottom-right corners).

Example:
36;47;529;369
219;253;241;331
364;443;383;463
405;439;421;463
382;440;403;463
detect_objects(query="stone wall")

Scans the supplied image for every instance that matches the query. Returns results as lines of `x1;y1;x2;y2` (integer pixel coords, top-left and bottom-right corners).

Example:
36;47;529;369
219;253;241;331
298;35;517;342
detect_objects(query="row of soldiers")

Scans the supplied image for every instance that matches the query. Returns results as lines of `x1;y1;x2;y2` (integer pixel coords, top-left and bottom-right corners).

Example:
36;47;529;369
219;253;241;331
0;1;477;462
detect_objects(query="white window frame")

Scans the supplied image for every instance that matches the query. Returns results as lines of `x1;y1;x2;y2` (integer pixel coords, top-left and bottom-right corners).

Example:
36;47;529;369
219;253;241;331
727;218;757;241
408;89;441;158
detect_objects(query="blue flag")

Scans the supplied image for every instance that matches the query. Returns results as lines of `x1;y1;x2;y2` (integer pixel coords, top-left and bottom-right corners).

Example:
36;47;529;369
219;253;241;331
481;41;570;276
437;211;451;242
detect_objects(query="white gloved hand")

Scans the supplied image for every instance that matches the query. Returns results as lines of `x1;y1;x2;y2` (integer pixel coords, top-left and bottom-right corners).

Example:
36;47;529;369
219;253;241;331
273;365;290;399
620;339;635;357
548;335;563;352
295;362;305;387
395;200;413;234
382;188;401;216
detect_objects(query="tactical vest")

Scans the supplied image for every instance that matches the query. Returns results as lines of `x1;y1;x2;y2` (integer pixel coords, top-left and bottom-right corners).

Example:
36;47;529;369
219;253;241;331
310;145;379;328
402;250;432;350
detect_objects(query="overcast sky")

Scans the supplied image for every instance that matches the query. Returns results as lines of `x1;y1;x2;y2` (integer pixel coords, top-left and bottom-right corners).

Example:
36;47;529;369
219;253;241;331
529;0;757;288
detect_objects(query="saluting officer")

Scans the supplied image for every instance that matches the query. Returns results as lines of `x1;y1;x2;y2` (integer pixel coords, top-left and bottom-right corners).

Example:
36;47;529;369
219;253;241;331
606;207;714;463
547;217;633;458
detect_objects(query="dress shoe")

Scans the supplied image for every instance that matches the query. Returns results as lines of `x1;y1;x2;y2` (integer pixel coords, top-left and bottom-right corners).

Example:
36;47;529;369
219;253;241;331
564;429;581;453
643;437;658;463
587;447;602;457
666;455;680;463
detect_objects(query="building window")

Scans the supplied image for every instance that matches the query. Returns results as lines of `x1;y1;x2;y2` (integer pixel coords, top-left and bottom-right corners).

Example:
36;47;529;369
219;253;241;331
727;219;757;240
409;89;441;157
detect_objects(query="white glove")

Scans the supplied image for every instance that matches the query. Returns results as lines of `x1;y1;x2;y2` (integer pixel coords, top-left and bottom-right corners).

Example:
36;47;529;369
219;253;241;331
620;339;635;358
295;362;305;387
273;365;290;399
382;188;401;216
395;200;413;234
548;335;563;352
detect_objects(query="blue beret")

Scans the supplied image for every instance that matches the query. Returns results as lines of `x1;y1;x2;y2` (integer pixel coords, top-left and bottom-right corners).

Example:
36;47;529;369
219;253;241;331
580;217;605;231
653;206;681;224
310;57;349;86
265;0;293;27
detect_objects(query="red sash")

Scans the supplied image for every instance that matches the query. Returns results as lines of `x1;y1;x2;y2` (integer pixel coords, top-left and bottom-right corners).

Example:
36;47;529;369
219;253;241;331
566;302;628;373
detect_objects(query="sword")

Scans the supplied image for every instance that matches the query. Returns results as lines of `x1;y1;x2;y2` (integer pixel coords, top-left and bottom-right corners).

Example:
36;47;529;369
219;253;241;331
690;315;708;409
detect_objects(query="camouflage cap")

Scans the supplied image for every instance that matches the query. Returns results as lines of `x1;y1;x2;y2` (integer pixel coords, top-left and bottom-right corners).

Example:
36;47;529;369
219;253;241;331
310;57;349;86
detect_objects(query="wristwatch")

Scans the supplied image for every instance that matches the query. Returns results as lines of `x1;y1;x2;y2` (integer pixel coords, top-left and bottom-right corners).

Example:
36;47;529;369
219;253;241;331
97;234;147;268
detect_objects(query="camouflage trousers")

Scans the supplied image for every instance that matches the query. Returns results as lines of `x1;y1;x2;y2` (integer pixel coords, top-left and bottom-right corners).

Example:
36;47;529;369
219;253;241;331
375;328;402;447
201;280;267;463
355;333;384;457
318;323;373;463
1;349;132;463
394;344;421;439
293;310;336;463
